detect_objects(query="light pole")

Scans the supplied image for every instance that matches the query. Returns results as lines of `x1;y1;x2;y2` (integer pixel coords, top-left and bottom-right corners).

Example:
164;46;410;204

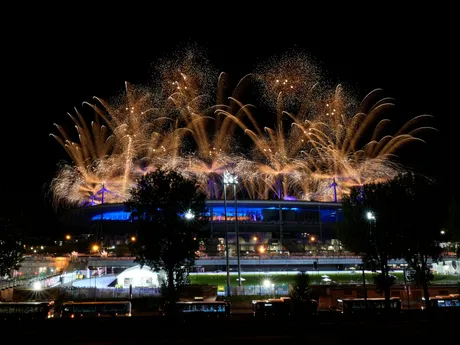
258;244;265;278
233;181;242;287
223;171;242;290
361;262;367;307
366;211;376;224
363;210;376;308
184;210;195;220
223;173;231;297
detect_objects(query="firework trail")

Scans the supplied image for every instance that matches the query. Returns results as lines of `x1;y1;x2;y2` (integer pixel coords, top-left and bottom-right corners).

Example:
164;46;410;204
49;46;436;208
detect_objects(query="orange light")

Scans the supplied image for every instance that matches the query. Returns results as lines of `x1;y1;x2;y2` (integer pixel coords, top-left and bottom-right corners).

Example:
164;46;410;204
310;236;316;242
258;246;266;254
92;244;99;252
130;236;136;242
65;235;71;240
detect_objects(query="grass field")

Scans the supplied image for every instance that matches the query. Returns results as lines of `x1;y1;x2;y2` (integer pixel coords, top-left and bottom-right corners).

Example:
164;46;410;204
189;272;460;288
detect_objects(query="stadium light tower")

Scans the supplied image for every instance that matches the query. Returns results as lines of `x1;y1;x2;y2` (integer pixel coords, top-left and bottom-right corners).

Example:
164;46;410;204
223;171;242;294
362;210;376;309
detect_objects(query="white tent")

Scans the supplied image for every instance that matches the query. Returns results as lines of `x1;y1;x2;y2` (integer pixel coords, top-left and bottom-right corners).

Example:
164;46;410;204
117;265;162;288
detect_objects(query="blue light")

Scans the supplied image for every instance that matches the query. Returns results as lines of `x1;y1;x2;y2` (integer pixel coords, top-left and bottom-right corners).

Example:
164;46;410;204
89;204;343;223
91;211;131;221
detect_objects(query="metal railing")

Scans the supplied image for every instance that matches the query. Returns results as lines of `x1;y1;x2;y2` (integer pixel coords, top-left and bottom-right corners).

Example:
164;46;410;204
0;277;34;290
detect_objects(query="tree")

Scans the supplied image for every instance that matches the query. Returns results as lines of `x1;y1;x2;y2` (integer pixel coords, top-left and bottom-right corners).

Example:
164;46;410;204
373;273;397;294
289;271;316;317
114;244;131;257
340;172;450;311
388;172;448;311
289;271;311;302
339;182;399;308
0;216;25;277
125;169;209;303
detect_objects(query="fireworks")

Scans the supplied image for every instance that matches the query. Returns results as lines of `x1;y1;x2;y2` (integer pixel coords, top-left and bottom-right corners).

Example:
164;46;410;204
49;46;436;208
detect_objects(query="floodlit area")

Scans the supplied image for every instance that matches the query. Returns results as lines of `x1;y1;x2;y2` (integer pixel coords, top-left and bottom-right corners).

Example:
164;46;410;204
188;270;460;287
71;275;118;288
116;265;161;288
68;265;163;288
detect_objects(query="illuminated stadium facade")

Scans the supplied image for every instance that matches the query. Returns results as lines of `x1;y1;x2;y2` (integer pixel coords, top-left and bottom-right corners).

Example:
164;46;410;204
61;200;343;255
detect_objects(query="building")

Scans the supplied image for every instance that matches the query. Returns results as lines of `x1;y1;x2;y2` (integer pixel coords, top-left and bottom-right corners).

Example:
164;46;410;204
60;200;343;255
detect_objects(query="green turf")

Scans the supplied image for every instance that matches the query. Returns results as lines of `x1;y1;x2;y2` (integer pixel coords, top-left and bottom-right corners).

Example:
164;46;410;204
189;272;459;288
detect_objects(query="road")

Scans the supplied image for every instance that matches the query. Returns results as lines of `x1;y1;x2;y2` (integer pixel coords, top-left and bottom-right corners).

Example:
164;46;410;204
12;313;458;344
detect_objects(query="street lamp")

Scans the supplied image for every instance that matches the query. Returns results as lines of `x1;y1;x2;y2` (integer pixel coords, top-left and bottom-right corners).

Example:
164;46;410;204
184;210;195;220
223;172;231;297
223;171;242;294
362;210;376;308
230;173;242;288
366;211;376;222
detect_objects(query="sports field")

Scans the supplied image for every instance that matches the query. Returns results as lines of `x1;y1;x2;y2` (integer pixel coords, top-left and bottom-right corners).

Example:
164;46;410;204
189;270;459;288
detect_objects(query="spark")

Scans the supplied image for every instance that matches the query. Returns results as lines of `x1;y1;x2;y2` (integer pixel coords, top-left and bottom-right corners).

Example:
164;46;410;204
49;46;436;207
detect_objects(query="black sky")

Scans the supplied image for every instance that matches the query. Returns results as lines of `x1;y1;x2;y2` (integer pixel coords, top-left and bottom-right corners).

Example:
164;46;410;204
2;8;457;234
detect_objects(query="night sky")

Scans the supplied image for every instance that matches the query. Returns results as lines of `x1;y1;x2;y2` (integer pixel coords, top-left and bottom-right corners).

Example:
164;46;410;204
2;9;457;236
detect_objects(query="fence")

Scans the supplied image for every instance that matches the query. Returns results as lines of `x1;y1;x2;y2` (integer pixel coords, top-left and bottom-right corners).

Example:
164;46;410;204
0;277;37;290
227;285;289;297
57;285;289;299
59;287;162;300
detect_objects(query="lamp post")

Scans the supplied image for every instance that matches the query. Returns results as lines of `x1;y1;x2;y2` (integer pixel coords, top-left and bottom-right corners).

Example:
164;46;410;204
366;211;376;223
361;262;367;307
223;171;242;290
184;210;195;220
233;181;242;287
223;173;231;297
363;210;376;308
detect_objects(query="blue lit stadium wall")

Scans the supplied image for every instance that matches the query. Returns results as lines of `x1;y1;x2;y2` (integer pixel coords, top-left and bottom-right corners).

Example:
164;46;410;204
63;200;343;253
89;201;343;224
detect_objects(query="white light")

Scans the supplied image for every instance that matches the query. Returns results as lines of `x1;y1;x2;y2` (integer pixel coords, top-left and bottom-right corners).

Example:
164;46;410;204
223;171;238;185
262;279;271;288
366;211;375;220
184;210;195;220
33;281;41;291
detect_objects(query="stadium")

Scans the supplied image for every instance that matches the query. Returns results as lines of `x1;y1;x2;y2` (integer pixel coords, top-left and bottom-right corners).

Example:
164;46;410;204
51;52;435;258
60;199;343;256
